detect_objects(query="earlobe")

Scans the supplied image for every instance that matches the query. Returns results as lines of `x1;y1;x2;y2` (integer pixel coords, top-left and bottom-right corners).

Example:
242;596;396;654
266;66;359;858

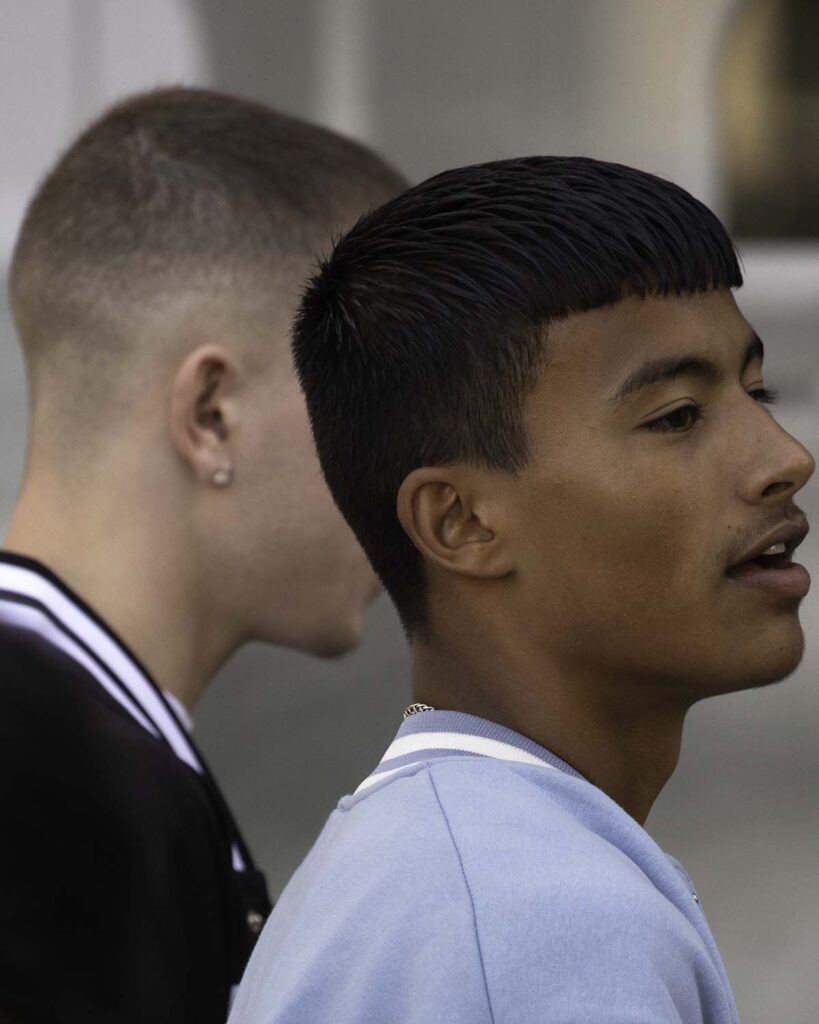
168;345;237;486
396;468;513;579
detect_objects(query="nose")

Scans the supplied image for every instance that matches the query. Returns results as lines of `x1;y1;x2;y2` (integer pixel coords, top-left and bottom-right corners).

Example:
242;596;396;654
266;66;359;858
739;410;815;506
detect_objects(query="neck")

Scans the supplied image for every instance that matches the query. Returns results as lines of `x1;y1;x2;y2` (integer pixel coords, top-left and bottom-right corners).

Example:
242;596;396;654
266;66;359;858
4;468;235;710
412;611;689;825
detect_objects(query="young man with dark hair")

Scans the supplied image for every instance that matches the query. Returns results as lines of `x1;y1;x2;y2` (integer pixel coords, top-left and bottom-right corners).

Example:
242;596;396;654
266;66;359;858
230;157;813;1023
0;87;405;1023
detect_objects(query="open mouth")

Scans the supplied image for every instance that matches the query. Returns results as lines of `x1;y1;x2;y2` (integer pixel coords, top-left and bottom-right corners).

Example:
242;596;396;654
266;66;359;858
725;524;810;598
726;541;794;577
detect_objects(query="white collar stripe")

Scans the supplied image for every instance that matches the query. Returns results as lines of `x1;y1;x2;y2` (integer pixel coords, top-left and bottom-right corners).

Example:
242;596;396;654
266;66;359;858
379;731;561;768
0;599;161;738
0;561;202;775
355;730;560;795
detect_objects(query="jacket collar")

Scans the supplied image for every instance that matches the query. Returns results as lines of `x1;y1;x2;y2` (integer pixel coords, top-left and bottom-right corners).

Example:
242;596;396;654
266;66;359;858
0;551;202;773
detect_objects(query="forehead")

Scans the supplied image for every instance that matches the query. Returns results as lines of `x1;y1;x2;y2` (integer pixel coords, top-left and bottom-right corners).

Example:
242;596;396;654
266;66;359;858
534;289;756;405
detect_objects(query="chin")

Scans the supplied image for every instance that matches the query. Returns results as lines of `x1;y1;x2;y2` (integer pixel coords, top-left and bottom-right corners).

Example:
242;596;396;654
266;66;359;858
305;611;366;659
717;620;806;695
307;633;359;660
747;643;805;691
269;621;363;657
253;584;373;657
251;611;364;658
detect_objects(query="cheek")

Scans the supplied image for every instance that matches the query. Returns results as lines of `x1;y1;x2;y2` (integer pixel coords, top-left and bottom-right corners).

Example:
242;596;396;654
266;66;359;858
516;460;709;614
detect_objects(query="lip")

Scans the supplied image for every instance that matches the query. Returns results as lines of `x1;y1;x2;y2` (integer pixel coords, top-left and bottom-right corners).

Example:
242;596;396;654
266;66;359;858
726;519;811;599
726;562;811;599
728;520;810;569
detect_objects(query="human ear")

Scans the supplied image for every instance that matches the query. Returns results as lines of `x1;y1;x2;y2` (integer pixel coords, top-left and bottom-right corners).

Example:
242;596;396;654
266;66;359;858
167;345;238;486
396;467;514;579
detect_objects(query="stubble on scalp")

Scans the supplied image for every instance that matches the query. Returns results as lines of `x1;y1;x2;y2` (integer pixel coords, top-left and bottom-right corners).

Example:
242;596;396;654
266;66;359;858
9;87;406;455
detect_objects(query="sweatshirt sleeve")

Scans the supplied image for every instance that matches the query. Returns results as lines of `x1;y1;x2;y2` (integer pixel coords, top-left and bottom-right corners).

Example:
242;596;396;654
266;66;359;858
229;765;495;1024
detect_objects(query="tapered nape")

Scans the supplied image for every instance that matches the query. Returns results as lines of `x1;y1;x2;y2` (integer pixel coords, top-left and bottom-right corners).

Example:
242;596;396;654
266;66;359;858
293;156;742;631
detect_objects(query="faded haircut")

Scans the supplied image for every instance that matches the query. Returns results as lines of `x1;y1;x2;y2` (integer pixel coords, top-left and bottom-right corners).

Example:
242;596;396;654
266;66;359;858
9;86;406;412
292;156;743;632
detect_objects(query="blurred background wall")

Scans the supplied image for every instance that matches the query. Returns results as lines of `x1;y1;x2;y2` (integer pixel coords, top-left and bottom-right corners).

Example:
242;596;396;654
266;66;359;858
0;2;817;1020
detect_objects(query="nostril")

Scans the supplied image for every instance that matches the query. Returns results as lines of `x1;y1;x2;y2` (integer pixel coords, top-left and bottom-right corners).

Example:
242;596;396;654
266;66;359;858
761;481;794;498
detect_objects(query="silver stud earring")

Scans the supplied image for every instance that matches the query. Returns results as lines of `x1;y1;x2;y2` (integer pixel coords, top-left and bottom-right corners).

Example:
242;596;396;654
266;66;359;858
212;466;234;488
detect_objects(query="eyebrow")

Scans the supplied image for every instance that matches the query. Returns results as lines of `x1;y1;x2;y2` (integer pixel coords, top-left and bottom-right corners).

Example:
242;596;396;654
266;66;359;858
611;332;765;403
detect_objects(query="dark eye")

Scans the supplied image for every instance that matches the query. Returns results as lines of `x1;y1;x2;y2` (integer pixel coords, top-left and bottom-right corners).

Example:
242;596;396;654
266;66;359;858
749;386;778;406
645;404;701;433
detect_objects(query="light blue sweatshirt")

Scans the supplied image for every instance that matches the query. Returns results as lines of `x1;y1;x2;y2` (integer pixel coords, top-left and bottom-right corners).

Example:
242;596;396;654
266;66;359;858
230;711;740;1024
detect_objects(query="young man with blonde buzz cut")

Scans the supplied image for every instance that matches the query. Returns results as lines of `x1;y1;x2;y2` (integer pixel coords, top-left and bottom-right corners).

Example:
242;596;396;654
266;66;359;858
231;156;813;1024
0;87;405;1024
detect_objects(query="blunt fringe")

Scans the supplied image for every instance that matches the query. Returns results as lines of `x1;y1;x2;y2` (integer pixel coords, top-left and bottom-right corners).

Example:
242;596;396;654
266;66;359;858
293;156;743;631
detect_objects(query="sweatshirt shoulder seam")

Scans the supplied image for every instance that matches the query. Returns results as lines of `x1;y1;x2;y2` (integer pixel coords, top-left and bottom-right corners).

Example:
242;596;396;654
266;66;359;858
425;763;496;1024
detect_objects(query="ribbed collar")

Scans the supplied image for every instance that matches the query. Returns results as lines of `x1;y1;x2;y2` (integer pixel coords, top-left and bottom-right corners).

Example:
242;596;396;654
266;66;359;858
355;709;585;795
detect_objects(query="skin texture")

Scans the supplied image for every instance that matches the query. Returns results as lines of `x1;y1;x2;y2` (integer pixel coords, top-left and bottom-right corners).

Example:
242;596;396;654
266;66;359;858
5;287;379;710
400;289;814;822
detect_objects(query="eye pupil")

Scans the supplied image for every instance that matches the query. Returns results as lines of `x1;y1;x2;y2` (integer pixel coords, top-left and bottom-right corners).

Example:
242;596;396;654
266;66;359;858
665;407;694;430
644;404;700;433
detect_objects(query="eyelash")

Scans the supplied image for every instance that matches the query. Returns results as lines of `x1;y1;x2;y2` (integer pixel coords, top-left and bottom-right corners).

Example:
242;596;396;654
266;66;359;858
644;387;779;433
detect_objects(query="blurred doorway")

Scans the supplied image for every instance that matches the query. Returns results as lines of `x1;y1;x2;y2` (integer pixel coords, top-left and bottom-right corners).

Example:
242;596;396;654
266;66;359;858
721;0;819;238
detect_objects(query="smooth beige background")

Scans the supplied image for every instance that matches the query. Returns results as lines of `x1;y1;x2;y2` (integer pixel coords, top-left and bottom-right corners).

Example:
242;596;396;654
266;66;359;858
1;3;817;1021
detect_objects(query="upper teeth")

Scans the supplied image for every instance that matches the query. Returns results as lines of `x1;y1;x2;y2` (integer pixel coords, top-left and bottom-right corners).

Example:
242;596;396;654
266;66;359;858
762;542;787;556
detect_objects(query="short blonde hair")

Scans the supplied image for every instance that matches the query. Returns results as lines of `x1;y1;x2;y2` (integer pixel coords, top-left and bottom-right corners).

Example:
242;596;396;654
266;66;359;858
10;86;406;409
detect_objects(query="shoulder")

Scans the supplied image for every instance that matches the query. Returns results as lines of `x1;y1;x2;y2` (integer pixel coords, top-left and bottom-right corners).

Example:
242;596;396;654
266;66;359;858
285;762;479;926
234;763;495;1024
235;760;715;1024
0;625;234;1021
0;623;118;768
1;622;172;767
333;755;613;889
424;758;715;1021
0;623;220;846
0;622;135;739
0;620;87;691
422;755;686;919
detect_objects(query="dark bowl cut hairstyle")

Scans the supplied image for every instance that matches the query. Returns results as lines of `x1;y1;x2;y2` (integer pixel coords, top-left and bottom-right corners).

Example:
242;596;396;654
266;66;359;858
293;156;743;633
